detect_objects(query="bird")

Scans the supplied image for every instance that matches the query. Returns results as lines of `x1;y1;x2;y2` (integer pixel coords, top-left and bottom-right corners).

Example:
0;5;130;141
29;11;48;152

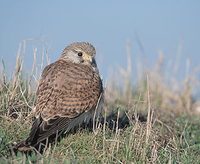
12;42;104;154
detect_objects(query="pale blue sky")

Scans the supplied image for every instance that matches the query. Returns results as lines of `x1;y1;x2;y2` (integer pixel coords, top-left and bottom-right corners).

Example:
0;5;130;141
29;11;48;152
0;0;200;80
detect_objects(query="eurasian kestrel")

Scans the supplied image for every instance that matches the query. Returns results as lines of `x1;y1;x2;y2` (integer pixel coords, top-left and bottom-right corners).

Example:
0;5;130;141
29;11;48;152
14;42;103;153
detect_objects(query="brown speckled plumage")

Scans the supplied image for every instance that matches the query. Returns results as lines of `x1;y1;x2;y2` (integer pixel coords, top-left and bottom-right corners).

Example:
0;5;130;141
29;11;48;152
36;60;102;120
13;42;103;153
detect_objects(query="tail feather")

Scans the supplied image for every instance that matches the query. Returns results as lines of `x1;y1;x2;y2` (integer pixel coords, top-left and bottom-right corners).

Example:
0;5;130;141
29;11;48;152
12;110;101;155
10;140;34;156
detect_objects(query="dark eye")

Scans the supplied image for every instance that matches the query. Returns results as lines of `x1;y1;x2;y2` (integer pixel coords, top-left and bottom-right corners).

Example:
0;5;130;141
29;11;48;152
77;52;83;57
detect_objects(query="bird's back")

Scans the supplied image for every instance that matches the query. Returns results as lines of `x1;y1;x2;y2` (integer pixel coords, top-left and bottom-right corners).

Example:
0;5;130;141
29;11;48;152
35;59;103;120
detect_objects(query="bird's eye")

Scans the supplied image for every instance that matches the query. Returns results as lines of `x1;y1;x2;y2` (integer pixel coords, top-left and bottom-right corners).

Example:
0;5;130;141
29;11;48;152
77;52;83;57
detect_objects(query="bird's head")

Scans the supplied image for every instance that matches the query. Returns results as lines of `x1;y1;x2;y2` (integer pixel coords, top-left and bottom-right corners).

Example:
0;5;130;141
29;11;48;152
60;42;97;67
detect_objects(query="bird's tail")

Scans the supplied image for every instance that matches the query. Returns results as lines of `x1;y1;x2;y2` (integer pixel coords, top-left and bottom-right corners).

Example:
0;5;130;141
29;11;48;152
9;140;35;156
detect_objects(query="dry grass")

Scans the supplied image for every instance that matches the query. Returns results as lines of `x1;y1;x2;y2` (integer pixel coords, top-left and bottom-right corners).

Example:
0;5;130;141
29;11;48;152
0;41;200;163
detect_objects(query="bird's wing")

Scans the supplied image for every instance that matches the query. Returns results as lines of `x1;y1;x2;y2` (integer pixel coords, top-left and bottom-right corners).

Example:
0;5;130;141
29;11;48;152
26;60;103;146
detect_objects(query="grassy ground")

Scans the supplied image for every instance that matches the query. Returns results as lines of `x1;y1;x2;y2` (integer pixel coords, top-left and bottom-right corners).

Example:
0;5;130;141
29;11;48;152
0;50;200;163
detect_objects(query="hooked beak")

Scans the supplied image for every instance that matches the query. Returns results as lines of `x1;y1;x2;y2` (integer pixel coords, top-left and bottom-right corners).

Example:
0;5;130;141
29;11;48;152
82;53;96;66
82;53;92;62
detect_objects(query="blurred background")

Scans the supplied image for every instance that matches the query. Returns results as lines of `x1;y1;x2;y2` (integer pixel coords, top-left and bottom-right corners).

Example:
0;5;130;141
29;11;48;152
1;1;200;161
0;1;200;94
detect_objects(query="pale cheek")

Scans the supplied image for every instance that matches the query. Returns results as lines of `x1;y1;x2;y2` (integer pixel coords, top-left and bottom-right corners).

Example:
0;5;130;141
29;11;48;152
69;56;81;64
